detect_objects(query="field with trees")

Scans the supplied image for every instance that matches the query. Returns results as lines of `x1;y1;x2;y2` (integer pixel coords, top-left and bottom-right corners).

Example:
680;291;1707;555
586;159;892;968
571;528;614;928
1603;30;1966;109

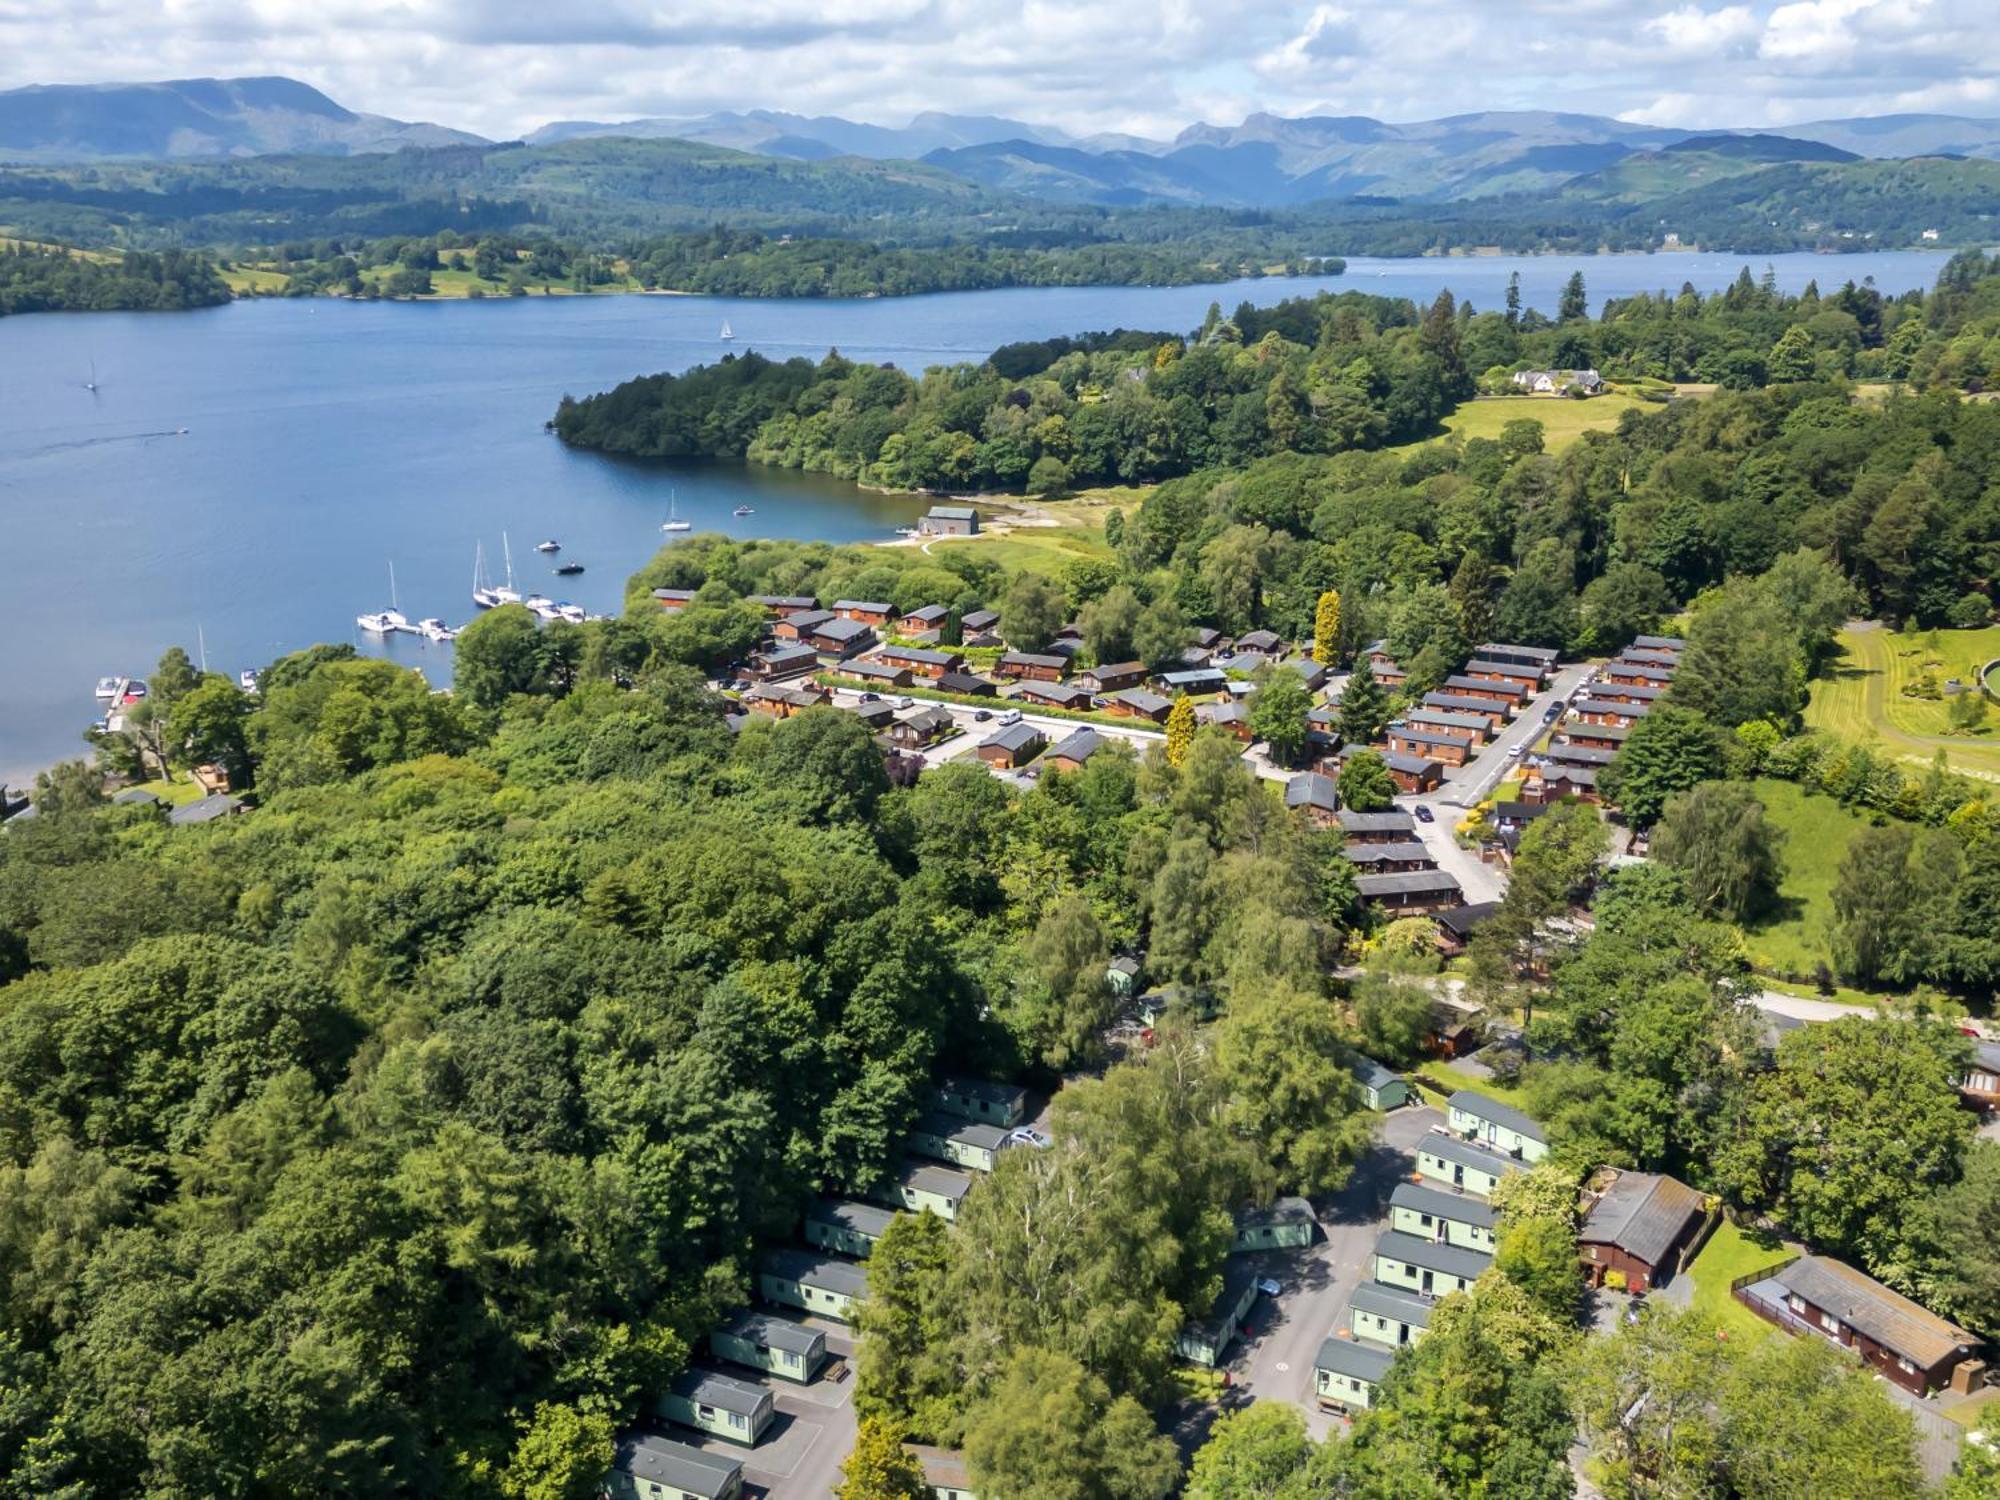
1805;624;2000;780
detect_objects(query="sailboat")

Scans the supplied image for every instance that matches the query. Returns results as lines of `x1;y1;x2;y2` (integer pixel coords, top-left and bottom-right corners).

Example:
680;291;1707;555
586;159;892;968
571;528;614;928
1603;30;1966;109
719;320;734;341
84;357;99;394
359;562;409;634
660;490;692;533
472;541;504;609
494;534;523;605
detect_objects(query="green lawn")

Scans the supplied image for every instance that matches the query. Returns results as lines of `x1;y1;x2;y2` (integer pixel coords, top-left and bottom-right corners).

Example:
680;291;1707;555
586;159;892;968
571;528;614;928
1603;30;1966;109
1413;1061;1534;1115
911;490;1124;573
1804;623;2000;781
1438;391;1653;452
1739;778;1870;982
1686;1220;1786;1344
125;777;208;807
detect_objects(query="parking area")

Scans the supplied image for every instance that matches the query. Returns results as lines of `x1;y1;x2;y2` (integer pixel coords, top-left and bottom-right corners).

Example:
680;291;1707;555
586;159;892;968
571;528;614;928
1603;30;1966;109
678;1317;858;1500
1220;1104;1446;1439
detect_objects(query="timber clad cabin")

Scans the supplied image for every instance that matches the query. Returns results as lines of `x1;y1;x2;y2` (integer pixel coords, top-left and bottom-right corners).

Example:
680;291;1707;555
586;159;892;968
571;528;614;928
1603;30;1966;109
1524;764;1598;804
606;1432;743;1500
752;594;819;617
1348;1280;1434;1350
1737;1255;1984;1397
1577;1170;1707;1294
1077;661;1148;694
919;505;978;535
1389;1180;1499;1253
1447;1090;1549;1162
743;682;831;719
1433;901;1501;957
843;659;911;688
808;617;877;659
1404;708;1491;743
1371;1228;1491;1298
1594;681;1665;704
875;644;964;679
1442;675;1527;706
1560;723;1630;751
1386;725;1474;766
1602;661;1674;687
1462;660;1543;693
898;604;949;633
908;1110;1015;1172
1341;841;1436;873
757;1248;868;1323
1198;699;1252;738
1106;688;1174;723
1474;643;1558;673
1176;1263;1261;1367
1315;1335;1394;1411
1236;628;1283;655
1043;728;1106;775
937;670;997;698
1232;1196;1316;1252
975;723;1046;769
911;1447;978;1500
1354;868;1462;915
1573;698;1648;726
1284;772;1341;826
1417;1131;1523;1197
745;644;820;681
1422;692;1509;728
651;588;697;611
659;1369;774;1446
886;707;955;749
1618;647;1679;667
1961;1040;2000;1111
708;1309;826;1383
832;600;894;625
1337;810;1418;843
1353;1056;1408;1111
935;1075;1029;1128
959;608;999;634
1012;680;1094;711
773;609;835;641
1547;741;1616;768
869;1159;975;1221
1347;747;1444;795
995;651;1069;682
803;1197;897;1259
1631;634;1685;653
1372;660;1409;689
1157;667;1227;694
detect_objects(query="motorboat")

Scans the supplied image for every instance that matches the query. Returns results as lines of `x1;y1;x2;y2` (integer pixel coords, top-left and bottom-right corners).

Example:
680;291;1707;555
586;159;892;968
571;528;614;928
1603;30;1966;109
95;676;123;700
535;539;561;553
554;560;585;575
557;603;586;625
238;670;259;692
357;610;397;634
418;618;456;642
733;505;754;516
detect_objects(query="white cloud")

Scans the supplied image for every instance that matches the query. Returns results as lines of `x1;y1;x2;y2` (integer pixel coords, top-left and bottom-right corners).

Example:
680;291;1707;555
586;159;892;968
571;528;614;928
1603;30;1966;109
1645;5;1758;56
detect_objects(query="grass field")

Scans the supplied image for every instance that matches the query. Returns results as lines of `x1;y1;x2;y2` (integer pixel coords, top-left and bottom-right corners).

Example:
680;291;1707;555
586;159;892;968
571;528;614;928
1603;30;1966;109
1438;391;1654;452
1804;623;2000;781
907;487;1132;573
1686;1220;1786;1343
1412;1061;1534;1115
1739;777;1869;980
125;777;208;807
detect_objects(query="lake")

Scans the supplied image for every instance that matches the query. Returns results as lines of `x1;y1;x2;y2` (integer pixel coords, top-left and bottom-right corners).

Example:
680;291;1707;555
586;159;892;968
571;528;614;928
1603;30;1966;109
0;248;1952;784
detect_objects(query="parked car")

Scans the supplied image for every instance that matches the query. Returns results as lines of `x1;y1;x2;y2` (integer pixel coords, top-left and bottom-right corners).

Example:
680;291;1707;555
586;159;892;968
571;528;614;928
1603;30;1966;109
894;696;915;709
973;709;992;722
1257;1278;1283;1297
997;708;1023;726
861;692;879;703
1414;804;1434;824
1507;744;1525;759
1542;703;1561;720
1008;1127;1051;1148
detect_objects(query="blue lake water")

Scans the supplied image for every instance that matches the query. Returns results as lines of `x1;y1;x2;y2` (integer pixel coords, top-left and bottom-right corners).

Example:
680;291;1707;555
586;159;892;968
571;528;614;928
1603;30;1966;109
0;248;1952;783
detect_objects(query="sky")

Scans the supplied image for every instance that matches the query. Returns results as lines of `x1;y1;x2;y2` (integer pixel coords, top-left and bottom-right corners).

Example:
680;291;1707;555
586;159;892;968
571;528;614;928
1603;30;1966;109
2;0;1997;142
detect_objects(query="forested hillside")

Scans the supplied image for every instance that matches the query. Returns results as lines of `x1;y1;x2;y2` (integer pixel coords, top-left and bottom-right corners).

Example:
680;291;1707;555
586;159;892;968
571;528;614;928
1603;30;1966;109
0;241;228;314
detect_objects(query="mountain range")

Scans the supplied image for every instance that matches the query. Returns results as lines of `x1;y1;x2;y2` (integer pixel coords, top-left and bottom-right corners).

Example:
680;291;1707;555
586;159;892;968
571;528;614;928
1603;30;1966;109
4;76;1999;210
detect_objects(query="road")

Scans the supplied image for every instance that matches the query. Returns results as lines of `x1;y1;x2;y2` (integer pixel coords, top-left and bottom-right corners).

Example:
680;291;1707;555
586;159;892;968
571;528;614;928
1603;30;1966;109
823;684;1166;770
1220;1105;1445;1441
680;1320;858;1500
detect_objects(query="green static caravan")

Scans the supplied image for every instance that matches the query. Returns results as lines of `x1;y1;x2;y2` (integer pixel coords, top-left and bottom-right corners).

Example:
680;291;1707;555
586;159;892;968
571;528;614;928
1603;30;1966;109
1231;1196;1316;1253
906;1111;1015;1174
1445;1089;1549;1164
757;1247;868;1324
708;1309;826;1384
606;1431;743;1500
1315;1335;1395;1412
658;1368;775;1446
1348;1279;1435;1350
1175;1262;1261;1367
932;1075;1029;1130
1352;1056;1408;1111
869;1159;974;1222
911;1445;980;1500
1388;1180;1499;1254
803;1197;897;1259
1371;1228;1492;1299
1416;1130;1524;1198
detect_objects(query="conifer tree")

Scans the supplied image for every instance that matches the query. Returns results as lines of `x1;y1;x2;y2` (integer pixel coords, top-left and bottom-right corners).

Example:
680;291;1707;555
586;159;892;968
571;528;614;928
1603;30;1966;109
1165;694;1195;768
1313;589;1342;666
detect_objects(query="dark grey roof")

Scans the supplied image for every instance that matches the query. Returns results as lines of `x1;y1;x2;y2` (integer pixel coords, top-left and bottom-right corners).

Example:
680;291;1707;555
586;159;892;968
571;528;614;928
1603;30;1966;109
1349;1280;1437;1331
847;660;908;680
1420;1131;1524;1179
1236;1195;1314;1229
912;1110;1012;1152
1000;651;1068;670
1342;841;1434;866
1971;1040;2000;1072
960;609;999;630
1444;675;1526;697
1389;725;1475;749
1619;648;1680;666
1406;709;1491;734
113;787;161;805
168;793;243;826
1352;1055;1399;1092
878;644;959;666
940;1075;1027;1109
1474;642;1560;664
784;609;836;630
1111;688;1173;714
926;505;977;520
1285;772;1339;812
816;617;877;643
1547;743;1616;766
1573;697;1648;717
1464;659;1542;679
1448;1089;1547;1145
1632;635;1685;651
1563;722;1632;742
1377;751;1443;776
1373;1228;1493;1281
668;1367;773;1417
754;594;819;609
756;643;820;666
981;723;1045;755
759;1248;869;1297
807;1197;897;1238
833;599;893;614
1772;1256;1975;1369
1424;692;1506;715
1356;870;1461;898
1391;1180;1499;1230
1316;1335;1396;1382
652;587;697;601
1086;659;1145;679
1016;681;1092;705
1160;668;1226;688
1492;802;1551;824
717;1308;824;1357
894;1159;974;1202
899;705;955;734
1600;682;1666;700
1338;810;1417;836
1237;629;1283;651
937;671;993;694
1047;728;1104;764
1435;901;1502;938
614;1434;742;1499
901;605;949;623
1540;764;1599;787
1606;662;1674;681
1579;1172;1705;1268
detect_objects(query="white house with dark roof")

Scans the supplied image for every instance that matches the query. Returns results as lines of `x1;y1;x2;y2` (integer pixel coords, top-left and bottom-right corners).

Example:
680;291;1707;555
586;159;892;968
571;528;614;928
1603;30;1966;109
606;1432;743;1500
1447;1090;1548;1162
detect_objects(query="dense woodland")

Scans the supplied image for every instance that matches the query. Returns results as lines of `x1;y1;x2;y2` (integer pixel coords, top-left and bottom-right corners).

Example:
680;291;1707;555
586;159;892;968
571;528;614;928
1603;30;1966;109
0;242;228;315
5;255;2000;1498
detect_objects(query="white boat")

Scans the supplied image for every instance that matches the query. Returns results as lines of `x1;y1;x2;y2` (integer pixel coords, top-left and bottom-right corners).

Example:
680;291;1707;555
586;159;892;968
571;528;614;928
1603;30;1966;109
472;541;504;609
660;490;692;532
238;669;259;692
719;320;734;341
535;539;560;553
361;562;410;634
418;618;456;642
95;676;122;700
493;534;523;605
733;504;754;516
557;603;586;625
